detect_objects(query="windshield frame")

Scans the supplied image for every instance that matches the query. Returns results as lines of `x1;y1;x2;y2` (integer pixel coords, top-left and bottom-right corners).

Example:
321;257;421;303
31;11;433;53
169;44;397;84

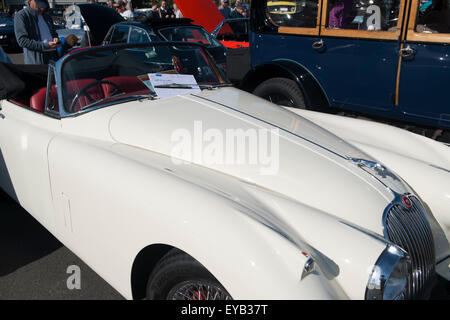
54;41;229;118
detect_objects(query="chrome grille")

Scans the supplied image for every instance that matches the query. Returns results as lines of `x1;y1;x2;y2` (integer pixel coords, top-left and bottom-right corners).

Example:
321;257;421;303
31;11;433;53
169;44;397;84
384;196;435;299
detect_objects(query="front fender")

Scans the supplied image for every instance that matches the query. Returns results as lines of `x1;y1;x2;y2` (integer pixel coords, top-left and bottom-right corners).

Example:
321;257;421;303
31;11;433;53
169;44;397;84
290;108;450;262
241;60;330;110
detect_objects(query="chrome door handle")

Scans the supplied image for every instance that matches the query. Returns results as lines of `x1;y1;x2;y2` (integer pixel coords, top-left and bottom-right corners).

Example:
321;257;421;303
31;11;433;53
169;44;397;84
400;45;415;58
312;39;324;50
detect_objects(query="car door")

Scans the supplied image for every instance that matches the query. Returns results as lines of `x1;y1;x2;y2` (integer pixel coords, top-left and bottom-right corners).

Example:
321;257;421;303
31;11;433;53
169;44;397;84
398;0;450;128
251;0;322;83
315;0;407;112
0;68;60;230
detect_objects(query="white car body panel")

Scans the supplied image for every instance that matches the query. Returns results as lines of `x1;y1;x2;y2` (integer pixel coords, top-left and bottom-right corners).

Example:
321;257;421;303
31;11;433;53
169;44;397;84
290;108;450;252
0;84;448;300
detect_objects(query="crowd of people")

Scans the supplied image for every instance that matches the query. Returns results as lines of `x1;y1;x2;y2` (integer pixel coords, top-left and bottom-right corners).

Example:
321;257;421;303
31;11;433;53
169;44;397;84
2;0;249;65
103;0;183;20
218;0;249;19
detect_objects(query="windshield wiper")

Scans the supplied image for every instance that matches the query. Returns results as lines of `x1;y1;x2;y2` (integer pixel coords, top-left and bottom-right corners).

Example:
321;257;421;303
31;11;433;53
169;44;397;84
154;84;199;89
154;83;233;90
199;83;234;90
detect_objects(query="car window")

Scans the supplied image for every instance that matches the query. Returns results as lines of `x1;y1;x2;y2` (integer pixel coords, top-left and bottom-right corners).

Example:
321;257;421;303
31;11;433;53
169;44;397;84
110;25;130;44
266;0;320;28
415;0;450;33
325;0;401;32
158;26;222;48
216;19;249;42
129;27;151;43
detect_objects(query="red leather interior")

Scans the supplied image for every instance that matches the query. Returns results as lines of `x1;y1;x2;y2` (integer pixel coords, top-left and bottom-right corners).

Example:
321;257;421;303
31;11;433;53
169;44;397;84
28;76;152;114
29;78;101;113
101;76;151;97
65;79;104;112
29;86;57;113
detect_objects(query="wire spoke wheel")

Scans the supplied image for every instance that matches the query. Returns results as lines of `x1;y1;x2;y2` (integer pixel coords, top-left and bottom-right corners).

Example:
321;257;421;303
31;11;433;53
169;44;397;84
168;281;232;300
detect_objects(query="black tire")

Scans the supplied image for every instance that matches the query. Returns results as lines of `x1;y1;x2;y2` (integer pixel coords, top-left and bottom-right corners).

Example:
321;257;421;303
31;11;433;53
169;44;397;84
146;249;232;300
253;77;306;109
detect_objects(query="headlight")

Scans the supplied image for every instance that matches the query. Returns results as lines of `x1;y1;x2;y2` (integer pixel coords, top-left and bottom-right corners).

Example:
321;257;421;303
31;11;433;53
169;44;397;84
365;245;411;300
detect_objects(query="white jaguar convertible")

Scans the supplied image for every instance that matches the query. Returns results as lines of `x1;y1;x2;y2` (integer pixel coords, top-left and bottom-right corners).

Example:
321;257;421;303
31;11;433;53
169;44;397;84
0;42;448;300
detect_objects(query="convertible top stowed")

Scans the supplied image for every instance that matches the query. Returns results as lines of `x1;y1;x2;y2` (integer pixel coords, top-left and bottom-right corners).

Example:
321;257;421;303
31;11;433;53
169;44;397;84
0;62;47;101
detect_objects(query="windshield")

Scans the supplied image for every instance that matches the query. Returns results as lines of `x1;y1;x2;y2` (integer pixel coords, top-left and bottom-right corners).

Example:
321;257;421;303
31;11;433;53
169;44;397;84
157;26;222;48
61;43;228;114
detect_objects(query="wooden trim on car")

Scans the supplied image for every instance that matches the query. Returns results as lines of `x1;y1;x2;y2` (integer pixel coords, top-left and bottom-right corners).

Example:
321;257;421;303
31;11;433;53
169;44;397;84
406;0;450;43
394;42;404;106
319;0;405;40
278;26;320;35
394;0;412;106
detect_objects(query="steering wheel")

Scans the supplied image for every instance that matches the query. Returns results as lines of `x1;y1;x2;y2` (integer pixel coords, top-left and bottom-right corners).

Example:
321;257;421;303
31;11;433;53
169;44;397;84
69;80;123;113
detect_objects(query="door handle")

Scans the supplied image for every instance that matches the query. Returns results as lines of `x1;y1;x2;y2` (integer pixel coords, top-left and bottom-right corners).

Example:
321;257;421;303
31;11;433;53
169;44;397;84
312;39;324;50
399;45;415;58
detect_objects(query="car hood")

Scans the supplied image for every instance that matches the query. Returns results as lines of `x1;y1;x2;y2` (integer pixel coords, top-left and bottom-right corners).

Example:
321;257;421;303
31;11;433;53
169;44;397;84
109;87;411;235
78;4;125;45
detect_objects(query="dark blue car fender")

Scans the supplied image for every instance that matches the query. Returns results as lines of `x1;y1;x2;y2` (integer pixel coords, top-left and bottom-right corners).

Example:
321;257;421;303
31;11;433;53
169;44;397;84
241;60;330;111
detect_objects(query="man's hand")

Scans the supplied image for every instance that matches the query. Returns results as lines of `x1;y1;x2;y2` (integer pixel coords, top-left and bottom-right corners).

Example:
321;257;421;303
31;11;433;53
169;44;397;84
49;38;61;48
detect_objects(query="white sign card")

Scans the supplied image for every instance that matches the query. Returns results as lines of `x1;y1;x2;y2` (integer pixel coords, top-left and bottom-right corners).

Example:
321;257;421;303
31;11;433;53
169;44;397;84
148;73;201;99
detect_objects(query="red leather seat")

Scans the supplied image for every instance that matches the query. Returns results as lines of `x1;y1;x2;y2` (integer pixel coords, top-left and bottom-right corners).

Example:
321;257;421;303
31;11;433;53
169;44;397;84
30;86;57;113
29;79;103;113
101;76;151;98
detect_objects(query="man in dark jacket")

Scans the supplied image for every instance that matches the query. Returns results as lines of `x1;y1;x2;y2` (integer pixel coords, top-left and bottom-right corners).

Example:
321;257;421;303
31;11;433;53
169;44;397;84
230;3;246;18
14;0;60;64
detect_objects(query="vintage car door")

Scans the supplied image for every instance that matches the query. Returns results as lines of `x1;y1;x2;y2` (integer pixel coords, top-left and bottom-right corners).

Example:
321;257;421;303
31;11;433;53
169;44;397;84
316;0;407;111
398;0;450;128
0;70;61;230
251;0;322;89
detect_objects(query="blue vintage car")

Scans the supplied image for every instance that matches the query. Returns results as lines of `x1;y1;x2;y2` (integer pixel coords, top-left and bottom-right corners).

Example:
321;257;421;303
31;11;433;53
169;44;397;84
243;0;450;129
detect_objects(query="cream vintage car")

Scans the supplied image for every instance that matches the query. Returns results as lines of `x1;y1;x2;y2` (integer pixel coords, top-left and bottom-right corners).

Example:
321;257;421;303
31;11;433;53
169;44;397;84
0;42;448;300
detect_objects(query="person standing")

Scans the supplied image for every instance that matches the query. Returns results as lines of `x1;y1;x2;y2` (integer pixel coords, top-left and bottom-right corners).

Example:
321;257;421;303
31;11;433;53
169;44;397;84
159;0;174;19
14;0;60;64
148;1;159;19
218;0;231;19
173;3;183;18
122;1;135;20
230;2;246;18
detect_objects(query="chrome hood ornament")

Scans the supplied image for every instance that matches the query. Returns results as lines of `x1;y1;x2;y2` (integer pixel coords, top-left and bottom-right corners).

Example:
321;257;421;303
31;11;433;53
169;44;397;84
349;158;409;196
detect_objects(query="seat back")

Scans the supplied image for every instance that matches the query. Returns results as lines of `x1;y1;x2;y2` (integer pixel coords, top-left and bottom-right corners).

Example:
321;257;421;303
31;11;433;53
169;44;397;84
29;77;152;114
29;86;58;113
